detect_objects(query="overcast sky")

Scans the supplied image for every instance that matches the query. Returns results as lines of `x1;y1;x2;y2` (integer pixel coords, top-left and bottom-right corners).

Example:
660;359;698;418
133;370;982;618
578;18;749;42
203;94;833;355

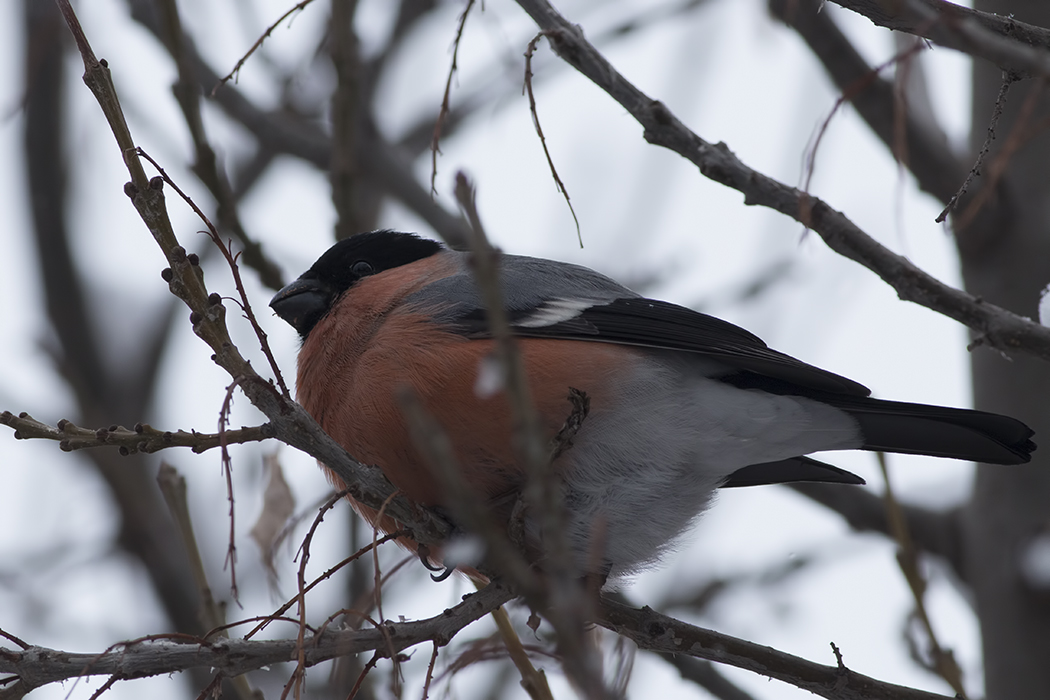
0;1;987;698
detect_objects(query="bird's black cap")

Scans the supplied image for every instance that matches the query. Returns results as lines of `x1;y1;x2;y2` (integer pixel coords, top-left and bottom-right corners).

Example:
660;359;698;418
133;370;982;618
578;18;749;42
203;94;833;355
270;230;442;338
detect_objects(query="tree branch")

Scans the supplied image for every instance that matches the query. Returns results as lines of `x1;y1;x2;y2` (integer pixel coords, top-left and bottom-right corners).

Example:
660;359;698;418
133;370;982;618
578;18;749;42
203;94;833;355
512;0;1050;362
1;412;274;456
0;582;514;693
832;0;1050;79
596;597;954;700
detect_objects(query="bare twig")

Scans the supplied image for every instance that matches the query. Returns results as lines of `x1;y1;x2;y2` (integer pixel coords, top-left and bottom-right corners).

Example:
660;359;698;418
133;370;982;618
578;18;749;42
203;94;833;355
218;379;241;603
936;75;1014;222
0;412;273;455
56;0;148;191
85;674;120;700
126;1;474;247
486;602;554;700
345;652;380;700
215;0;319;90
154;466;258;700
801;39;928;214
156;464;228;635
431;0;476;196
953;79;1050;232
771;0;965;205
290;489;350;697
245;526;404;640
135;148;290;399
524;34;582;246
422;642;440;700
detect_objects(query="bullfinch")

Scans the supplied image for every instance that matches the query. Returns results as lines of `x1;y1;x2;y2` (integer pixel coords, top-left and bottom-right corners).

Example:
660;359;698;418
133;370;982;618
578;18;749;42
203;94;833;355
270;230;1035;578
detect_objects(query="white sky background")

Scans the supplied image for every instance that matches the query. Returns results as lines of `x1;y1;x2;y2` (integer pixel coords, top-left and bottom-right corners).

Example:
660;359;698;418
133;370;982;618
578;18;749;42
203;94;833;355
0;0;986;697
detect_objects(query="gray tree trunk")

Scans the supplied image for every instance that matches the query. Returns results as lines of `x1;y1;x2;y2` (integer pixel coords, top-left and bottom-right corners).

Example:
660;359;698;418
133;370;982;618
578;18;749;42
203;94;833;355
962;3;1050;699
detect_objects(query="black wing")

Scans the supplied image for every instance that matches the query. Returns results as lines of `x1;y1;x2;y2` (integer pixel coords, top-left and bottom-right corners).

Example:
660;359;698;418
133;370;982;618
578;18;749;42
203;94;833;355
449;296;871;397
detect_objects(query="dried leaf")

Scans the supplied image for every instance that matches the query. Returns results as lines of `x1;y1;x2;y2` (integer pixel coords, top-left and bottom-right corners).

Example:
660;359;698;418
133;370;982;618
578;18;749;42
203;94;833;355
250;452;296;577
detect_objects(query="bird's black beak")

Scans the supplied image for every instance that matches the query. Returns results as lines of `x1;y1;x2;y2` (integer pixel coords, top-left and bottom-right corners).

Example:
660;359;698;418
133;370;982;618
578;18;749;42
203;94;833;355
270;277;331;339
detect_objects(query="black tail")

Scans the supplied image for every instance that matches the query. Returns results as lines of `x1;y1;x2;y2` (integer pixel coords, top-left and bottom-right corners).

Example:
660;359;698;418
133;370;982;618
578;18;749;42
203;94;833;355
829;397;1035;465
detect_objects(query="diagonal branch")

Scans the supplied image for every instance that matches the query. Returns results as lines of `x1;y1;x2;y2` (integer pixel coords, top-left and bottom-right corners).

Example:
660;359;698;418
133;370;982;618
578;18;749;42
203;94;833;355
596;597;955;700
512;0;1050;362
832;0;1050;79
56;0;456;557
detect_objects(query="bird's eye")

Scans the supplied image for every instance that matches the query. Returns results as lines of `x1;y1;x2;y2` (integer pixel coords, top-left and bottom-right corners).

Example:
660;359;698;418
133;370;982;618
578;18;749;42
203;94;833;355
351;260;374;277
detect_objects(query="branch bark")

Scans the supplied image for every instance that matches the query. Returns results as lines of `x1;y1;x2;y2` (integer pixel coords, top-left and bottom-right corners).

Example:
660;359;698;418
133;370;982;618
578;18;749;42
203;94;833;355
596;597;954;700
832;0;1050;78
0;582;513;693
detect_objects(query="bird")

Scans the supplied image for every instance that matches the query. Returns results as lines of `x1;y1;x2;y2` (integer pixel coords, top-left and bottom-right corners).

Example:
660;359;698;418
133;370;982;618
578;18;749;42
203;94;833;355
270;230;1035;579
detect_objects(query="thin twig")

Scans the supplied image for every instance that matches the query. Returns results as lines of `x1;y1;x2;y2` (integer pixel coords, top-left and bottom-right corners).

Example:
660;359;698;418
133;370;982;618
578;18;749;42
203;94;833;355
802;39;927;214
291;489;348;697
936;75;1013;223
485;598;554;700
135;147;291;399
953;79;1050;232
214;0;319;90
831;0;1050;79
154;465;257;699
422;642;440;700
245;525;403;639
431;0;476;196
524;33;582;247
85;674;121;700
346;652;380;700
219;379;241;604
